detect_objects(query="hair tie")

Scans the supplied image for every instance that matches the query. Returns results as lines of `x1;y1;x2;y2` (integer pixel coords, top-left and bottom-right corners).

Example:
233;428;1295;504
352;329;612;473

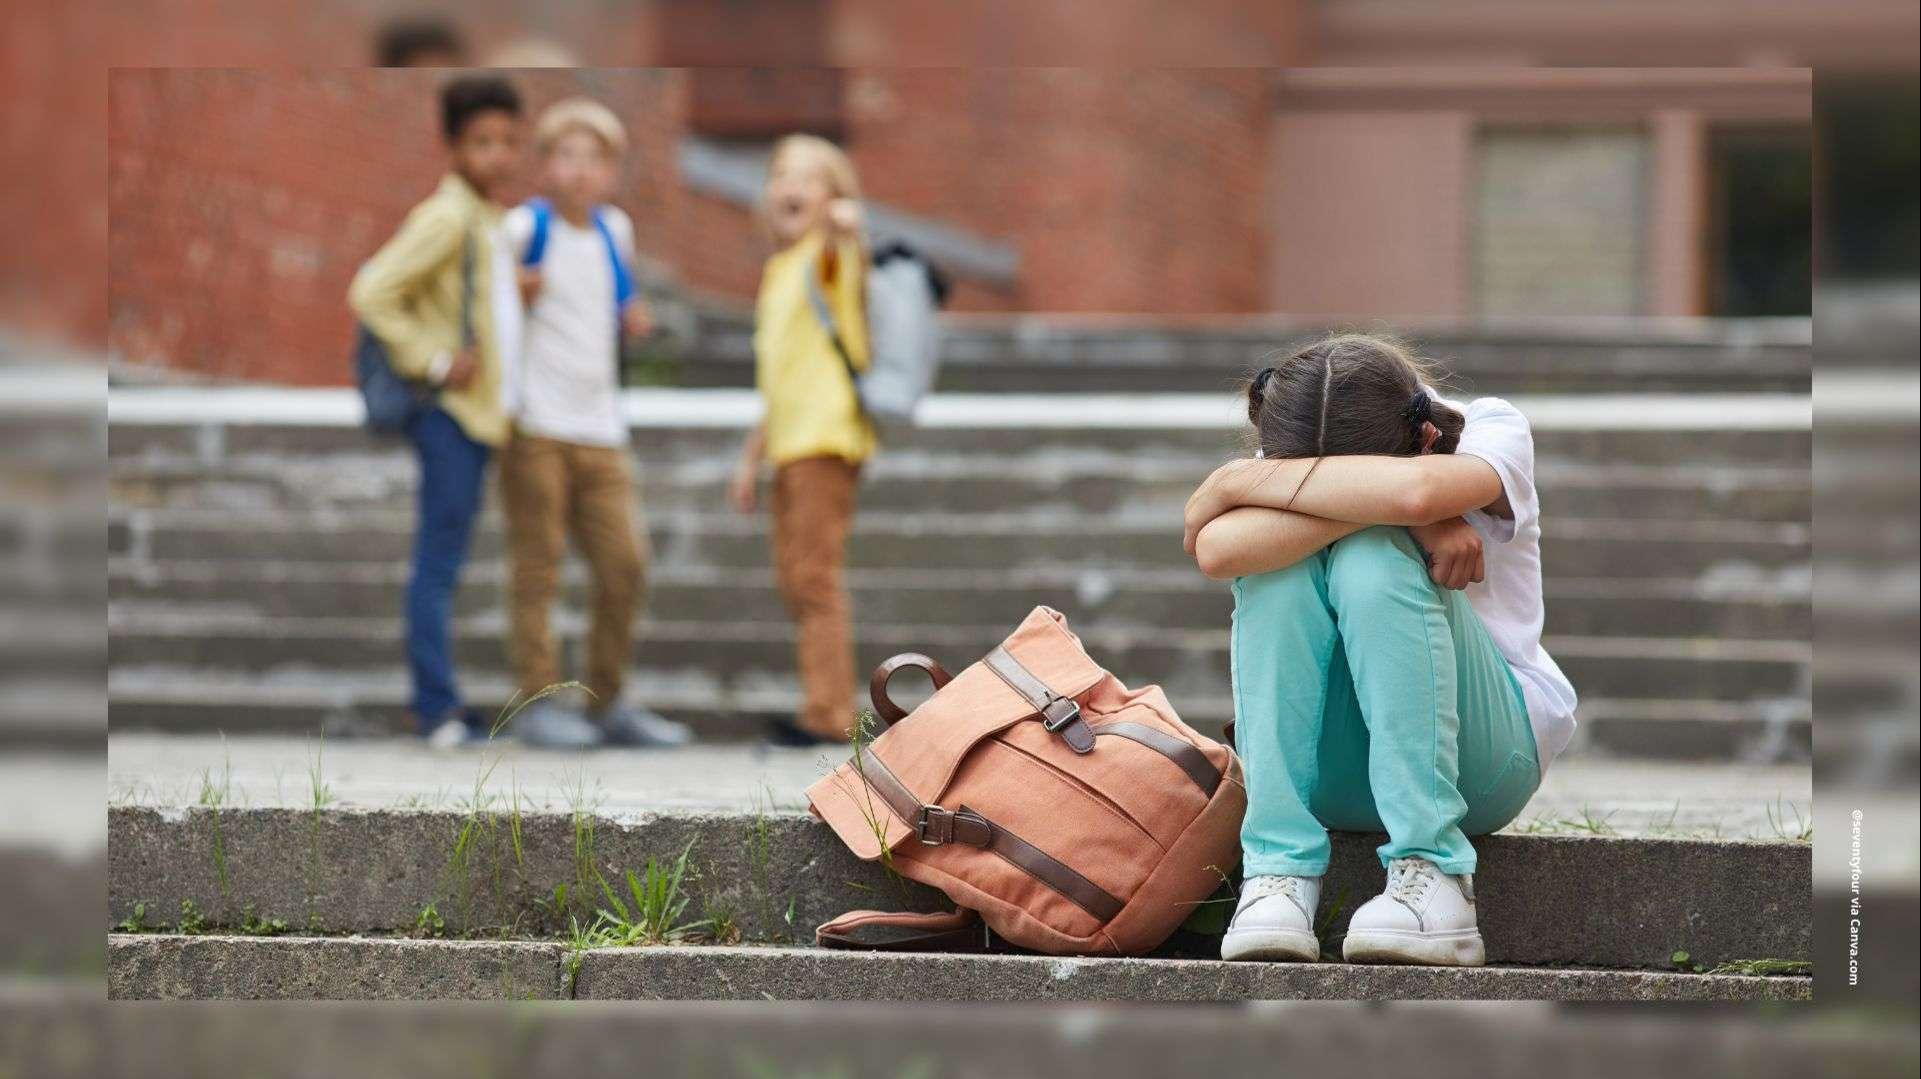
1250;366;1277;404
1402;390;1432;431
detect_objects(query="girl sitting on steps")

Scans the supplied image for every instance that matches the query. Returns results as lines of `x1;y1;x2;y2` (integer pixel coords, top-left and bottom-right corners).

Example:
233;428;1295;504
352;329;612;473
1183;333;1577;967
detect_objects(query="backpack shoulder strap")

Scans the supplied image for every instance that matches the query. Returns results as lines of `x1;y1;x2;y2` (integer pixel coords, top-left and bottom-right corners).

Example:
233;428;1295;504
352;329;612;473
804;268;862;390
816;908;989;952
591;206;637;309
521;198;552;267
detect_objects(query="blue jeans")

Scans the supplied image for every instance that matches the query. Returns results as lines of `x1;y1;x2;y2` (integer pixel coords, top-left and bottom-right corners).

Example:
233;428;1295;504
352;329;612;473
405;407;490;729
1232;526;1540;877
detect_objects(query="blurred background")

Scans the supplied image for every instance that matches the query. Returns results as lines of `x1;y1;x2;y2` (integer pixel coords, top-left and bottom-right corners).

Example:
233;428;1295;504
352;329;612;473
2;0;1917;1072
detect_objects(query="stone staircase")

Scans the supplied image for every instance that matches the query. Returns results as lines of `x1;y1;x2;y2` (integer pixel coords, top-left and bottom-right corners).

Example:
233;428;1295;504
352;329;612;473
107;334;1820;763
106;800;1812;1001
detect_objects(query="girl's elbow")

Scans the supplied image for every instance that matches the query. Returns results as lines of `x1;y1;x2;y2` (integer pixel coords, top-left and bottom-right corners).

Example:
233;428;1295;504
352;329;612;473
1193;529;1239;580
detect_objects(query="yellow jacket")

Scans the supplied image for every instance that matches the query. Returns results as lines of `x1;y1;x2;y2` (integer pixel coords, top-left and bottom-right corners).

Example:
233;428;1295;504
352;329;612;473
753;231;875;465
349;174;507;446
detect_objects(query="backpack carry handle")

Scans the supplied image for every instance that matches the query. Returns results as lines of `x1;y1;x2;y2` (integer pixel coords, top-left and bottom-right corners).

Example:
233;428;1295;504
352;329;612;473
869;653;952;727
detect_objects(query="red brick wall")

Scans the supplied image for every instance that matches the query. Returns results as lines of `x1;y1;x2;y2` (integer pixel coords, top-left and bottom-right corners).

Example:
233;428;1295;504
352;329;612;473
842;68;1271;312
109;69;707;383
109;67;1276;381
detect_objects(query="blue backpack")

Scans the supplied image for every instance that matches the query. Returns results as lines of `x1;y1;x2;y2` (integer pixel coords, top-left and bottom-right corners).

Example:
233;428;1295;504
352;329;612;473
520;198;636;335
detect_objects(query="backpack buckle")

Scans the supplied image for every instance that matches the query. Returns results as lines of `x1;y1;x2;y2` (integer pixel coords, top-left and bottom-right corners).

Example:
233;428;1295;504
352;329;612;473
1041;697;1082;733
916;805;989;847
917;805;954;846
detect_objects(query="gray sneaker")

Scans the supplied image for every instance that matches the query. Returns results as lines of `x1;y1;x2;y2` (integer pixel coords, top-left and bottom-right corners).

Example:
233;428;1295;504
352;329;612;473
597;703;693;748
513;700;604;750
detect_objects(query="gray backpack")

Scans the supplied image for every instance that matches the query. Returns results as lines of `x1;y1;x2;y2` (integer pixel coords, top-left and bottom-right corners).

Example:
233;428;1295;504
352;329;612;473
805;242;948;433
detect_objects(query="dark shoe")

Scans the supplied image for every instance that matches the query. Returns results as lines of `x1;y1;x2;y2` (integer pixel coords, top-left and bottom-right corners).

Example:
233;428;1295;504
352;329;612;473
762;717;834;749
598;704;693;748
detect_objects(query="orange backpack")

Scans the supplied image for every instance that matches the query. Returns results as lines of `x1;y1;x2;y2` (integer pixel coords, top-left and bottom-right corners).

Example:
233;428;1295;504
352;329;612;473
806;606;1245;955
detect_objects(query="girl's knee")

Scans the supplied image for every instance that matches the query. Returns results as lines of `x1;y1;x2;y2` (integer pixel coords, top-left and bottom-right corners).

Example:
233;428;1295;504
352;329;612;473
1326;527;1425;587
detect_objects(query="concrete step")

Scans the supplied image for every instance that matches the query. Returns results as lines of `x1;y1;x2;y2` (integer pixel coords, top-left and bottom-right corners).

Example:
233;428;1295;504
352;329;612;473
111;455;1814;522
105;805;1811;975
105;933;1811;1001
110;509;1811;579
107;562;1813;640
104;612;1811;709
676;316;1812;396
103;668;1813;761
105;403;1813;468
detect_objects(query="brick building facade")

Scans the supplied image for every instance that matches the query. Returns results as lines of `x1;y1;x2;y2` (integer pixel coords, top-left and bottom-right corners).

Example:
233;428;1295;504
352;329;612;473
60;3;1914;380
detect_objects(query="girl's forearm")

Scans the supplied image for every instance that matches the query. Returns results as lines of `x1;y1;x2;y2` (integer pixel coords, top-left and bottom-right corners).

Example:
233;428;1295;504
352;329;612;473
1205;454;1501;527
1194;506;1368;580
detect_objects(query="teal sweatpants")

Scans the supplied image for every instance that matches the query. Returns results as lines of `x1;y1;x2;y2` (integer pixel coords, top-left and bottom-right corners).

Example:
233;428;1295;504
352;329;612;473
1231;526;1540;877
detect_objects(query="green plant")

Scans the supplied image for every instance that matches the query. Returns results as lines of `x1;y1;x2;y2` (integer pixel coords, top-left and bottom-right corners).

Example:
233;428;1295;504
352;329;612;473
1766;797;1813;842
702;895;743;945
176;899;207;935
563;916;596;997
114;902;150;933
1707;958;1813;977
414;902;447;939
238;904;290;937
592;840;705;946
832;710;913;904
197;751;235;911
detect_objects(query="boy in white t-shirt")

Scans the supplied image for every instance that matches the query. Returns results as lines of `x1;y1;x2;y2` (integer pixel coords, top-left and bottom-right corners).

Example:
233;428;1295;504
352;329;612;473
497;98;688;749
1181;334;1578;968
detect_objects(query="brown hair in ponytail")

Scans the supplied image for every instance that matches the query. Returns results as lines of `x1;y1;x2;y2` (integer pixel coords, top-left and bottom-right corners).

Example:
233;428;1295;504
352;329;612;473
1245;333;1466;460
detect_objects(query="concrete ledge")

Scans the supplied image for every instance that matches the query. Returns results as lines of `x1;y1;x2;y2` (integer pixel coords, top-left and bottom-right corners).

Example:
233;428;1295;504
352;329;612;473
108;806;1811;971
103;934;1808;1002
107;934;564;1000
574;943;1810;1003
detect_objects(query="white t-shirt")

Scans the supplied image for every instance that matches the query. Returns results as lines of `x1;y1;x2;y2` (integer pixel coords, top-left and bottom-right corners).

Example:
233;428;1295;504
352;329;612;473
1446;395;1579;771
498;203;635;448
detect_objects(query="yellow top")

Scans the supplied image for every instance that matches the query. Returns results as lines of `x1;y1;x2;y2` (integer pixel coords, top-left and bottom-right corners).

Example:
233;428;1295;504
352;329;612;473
348;174;507;446
753;231;875;465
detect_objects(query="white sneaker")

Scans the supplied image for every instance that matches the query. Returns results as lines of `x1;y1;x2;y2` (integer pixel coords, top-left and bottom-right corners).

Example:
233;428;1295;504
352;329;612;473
1343;857;1485;967
1221;874;1322;962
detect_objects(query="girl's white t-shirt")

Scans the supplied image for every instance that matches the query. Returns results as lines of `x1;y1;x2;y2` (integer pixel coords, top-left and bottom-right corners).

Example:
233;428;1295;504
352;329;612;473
1446;395;1580;771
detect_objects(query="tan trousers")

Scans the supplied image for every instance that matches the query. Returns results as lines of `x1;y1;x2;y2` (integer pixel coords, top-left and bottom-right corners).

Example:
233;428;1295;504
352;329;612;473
500;433;649;709
772;455;862;740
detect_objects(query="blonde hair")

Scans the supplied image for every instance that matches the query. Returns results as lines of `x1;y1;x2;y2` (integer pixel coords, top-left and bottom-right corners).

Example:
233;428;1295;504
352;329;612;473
534;97;626;158
758;134;861;239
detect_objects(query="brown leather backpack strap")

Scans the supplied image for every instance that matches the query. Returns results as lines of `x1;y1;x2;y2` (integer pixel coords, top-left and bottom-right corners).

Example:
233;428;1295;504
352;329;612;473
816;908;988;952
869;653;952;726
983;646;1095;753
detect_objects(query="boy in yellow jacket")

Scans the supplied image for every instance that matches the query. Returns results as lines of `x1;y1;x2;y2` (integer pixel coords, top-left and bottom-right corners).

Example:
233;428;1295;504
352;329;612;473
349;74;522;745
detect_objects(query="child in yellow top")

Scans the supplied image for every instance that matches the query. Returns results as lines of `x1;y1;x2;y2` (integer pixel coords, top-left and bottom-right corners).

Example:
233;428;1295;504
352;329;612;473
729;134;872;745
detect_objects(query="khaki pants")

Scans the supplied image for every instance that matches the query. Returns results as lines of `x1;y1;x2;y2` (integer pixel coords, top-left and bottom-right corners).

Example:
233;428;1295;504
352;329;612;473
773;455;862;740
500;433;649;709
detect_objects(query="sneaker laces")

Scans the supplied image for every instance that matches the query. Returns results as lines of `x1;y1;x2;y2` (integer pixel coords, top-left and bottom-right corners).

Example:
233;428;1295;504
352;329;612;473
1245;875;1303;903
1385;859;1438;906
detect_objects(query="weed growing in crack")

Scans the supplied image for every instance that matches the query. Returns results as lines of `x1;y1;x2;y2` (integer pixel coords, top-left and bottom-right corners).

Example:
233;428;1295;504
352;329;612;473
113;902;150;933
196;748;235;916
238;904;290;937
830;709;913;906
176;899;207;935
591;839;706;946
1766;797;1813;842
414;902;447;939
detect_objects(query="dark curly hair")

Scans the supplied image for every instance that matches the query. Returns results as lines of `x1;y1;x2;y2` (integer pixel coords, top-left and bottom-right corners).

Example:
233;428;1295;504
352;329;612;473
440;74;522;143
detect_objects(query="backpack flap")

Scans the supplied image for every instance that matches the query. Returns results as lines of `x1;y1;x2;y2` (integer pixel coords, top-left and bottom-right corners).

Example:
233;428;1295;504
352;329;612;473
806;606;1108;860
